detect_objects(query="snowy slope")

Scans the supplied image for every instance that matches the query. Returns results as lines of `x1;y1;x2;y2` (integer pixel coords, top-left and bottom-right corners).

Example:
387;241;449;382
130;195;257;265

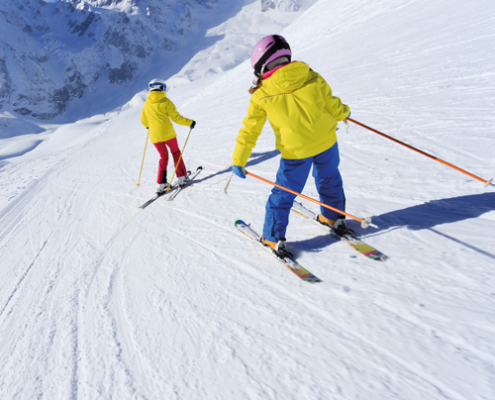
0;0;320;218
1;0;495;399
0;0;314;126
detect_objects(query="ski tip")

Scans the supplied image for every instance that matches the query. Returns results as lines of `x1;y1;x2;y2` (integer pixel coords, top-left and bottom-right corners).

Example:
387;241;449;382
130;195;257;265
235;220;247;227
301;276;322;283
364;252;388;262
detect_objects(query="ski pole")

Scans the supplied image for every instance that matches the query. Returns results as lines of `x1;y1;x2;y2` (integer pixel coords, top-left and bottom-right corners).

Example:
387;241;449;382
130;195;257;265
245;170;378;229
166;128;193;192
347;118;494;188
224;172;234;195
137;132;149;187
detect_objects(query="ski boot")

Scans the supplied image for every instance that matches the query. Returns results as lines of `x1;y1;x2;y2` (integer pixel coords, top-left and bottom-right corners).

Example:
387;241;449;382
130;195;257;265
177;174;190;187
156;182;168;193
317;214;354;236
261;236;292;258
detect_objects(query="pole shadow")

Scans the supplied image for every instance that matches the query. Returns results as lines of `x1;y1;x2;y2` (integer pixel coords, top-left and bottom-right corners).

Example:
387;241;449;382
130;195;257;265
291;192;495;260
376;192;495;231
193;150;280;184
374;192;495;260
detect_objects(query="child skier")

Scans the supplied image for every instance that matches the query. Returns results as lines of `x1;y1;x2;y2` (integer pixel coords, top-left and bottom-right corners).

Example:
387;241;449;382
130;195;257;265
232;35;351;257
141;78;196;193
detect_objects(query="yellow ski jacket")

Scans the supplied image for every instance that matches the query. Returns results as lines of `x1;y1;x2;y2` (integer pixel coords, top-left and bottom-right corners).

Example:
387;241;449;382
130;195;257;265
233;62;350;166
141;91;193;143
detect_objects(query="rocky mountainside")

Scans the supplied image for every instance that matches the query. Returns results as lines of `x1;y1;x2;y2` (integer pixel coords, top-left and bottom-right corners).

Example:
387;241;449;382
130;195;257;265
0;0;305;121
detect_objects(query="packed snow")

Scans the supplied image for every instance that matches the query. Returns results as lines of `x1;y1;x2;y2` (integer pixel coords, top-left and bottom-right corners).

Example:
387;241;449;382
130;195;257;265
1;0;494;399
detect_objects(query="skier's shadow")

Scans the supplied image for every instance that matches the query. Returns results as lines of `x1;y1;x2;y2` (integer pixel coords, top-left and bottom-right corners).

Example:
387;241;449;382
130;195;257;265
291;192;495;260
375;192;495;231
194;150;279;184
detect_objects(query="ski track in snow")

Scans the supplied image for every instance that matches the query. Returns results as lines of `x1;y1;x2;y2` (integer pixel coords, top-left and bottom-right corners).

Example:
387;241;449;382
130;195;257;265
1;0;495;399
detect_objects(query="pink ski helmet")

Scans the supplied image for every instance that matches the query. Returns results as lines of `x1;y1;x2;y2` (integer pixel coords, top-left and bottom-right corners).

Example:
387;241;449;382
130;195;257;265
251;34;291;76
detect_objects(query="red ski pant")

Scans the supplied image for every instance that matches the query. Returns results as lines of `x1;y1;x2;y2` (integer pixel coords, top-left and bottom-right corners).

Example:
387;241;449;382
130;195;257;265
153;138;187;183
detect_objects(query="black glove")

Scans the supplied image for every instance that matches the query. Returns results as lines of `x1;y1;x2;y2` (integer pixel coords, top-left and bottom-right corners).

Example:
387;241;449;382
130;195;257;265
190;121;196;129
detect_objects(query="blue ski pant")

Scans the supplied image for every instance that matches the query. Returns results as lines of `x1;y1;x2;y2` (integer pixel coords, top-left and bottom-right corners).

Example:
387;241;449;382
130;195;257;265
262;143;345;242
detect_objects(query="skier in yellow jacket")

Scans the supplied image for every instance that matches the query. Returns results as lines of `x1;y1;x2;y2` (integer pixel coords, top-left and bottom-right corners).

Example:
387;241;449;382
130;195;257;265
141;78;196;193
232;35;351;257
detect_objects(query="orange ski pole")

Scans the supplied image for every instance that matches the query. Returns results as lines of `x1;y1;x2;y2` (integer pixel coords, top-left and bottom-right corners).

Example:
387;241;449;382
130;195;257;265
245;170;378;229
347;117;493;188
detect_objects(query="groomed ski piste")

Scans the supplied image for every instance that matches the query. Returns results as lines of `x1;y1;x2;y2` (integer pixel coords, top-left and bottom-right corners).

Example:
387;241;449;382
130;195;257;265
1;1;495;399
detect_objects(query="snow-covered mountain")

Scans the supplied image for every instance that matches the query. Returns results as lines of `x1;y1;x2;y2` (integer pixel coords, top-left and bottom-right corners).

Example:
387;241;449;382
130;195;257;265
1;0;494;399
0;0;307;123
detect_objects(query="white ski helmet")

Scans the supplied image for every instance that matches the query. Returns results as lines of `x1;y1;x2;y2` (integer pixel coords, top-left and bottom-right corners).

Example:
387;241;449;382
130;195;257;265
148;78;167;92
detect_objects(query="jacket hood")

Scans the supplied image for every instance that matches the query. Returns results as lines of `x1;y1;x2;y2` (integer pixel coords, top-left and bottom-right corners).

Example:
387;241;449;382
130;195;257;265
147;90;167;104
263;61;311;91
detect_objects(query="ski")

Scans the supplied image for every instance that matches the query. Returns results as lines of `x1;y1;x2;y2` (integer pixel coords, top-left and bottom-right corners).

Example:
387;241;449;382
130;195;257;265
138;185;178;209
166;166;203;201
138;166;202;209
291;201;388;261
235;220;321;283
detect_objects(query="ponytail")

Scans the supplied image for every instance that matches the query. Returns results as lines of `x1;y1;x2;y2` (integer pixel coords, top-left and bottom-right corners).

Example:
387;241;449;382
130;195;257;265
248;75;263;94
